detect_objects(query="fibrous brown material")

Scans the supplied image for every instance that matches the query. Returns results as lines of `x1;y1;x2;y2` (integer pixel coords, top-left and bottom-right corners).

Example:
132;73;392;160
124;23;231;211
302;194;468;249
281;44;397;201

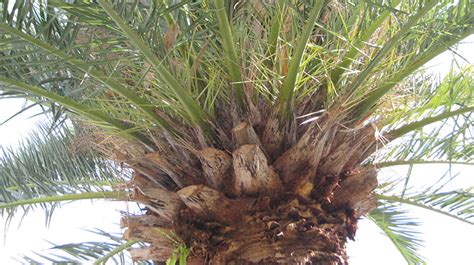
206;196;351;264
261;109;296;161
274;114;336;197
198;148;232;191
232;121;263;148
232;144;281;196
177;185;250;224
130;186;183;222
120;214;170;228
318;125;377;175
331;167;378;216
129;246;175;262
122;112;382;264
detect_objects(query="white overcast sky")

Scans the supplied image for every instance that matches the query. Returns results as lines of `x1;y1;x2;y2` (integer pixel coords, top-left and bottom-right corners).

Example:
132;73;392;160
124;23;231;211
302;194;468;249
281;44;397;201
0;35;473;264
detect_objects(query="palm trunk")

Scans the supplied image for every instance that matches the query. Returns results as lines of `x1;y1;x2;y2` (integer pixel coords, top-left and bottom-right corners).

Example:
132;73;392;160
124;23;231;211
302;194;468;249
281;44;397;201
122;116;379;264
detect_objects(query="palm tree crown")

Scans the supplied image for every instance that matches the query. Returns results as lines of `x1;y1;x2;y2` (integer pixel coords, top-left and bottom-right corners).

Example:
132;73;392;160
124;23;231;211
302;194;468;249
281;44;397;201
0;0;472;264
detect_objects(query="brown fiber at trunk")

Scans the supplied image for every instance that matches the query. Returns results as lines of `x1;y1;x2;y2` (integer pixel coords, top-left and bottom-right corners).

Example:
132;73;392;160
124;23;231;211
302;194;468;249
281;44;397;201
123;112;380;264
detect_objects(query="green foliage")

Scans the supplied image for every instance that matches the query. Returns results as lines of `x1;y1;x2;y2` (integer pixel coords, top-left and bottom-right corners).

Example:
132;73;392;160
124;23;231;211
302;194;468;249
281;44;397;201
0;122;126;225
370;186;473;265
0;76;154;146
370;68;473;170
0;0;473;264
19;228;145;265
96;0;212;137
166;244;190;265
369;202;425;264
2;0;471;139
213;0;245;110
277;0;328;111
378;190;474;225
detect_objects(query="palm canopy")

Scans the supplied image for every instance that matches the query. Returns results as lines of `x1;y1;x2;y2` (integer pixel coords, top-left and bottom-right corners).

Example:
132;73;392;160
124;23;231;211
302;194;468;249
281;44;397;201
0;0;472;264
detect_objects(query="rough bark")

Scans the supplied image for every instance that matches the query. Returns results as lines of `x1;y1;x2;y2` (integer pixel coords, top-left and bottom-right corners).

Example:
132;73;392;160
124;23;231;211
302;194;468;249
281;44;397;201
120;214;169;229
129;165;177;190
130;186;183;222
201;196;349;264
129;247;174;262
318;125;376;175
142;152;202;188
125;226;177;261
122;110;385;264
131;246;207;264
331;166;378;217
274;113;336;197
198;148;232;191
124;226;173;243
232;144;281;196
352;194;378;219
177;185;250;224
261;108;296;161
232;121;263;149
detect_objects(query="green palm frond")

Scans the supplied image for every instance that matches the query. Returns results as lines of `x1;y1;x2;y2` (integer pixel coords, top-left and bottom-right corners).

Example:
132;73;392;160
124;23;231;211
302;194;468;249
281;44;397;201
1;0;471;134
0;22;175;138
277;0;328;112
378;189;474;225
388;67;473;137
19;227;187;265
0;77;155;147
330;0;402;86
19;228;145;265
370;68;473;170
374;120;473;167
0;121;127;224
266;0;285;64
369;202;425;265
165;244;190;265
0;0;473;263
349;1;472;118
93;240;139;265
343;0;438;99
376;127;473;166
213;0;245;110
96;0;213;137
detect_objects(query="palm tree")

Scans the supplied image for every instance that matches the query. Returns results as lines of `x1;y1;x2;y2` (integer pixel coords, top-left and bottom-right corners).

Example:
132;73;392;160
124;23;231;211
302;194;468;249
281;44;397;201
0;0;472;264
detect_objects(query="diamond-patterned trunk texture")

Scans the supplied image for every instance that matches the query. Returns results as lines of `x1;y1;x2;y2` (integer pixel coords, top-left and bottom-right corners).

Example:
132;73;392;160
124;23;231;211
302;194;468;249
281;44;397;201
121;116;379;264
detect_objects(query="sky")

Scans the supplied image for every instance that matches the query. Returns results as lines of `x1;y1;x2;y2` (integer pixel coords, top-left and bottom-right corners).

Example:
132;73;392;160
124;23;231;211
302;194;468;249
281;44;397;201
0;35;473;264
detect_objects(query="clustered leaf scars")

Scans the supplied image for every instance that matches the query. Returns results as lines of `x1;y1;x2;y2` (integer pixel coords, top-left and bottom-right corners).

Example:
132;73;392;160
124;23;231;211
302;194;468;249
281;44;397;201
122;109;380;263
0;0;472;264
